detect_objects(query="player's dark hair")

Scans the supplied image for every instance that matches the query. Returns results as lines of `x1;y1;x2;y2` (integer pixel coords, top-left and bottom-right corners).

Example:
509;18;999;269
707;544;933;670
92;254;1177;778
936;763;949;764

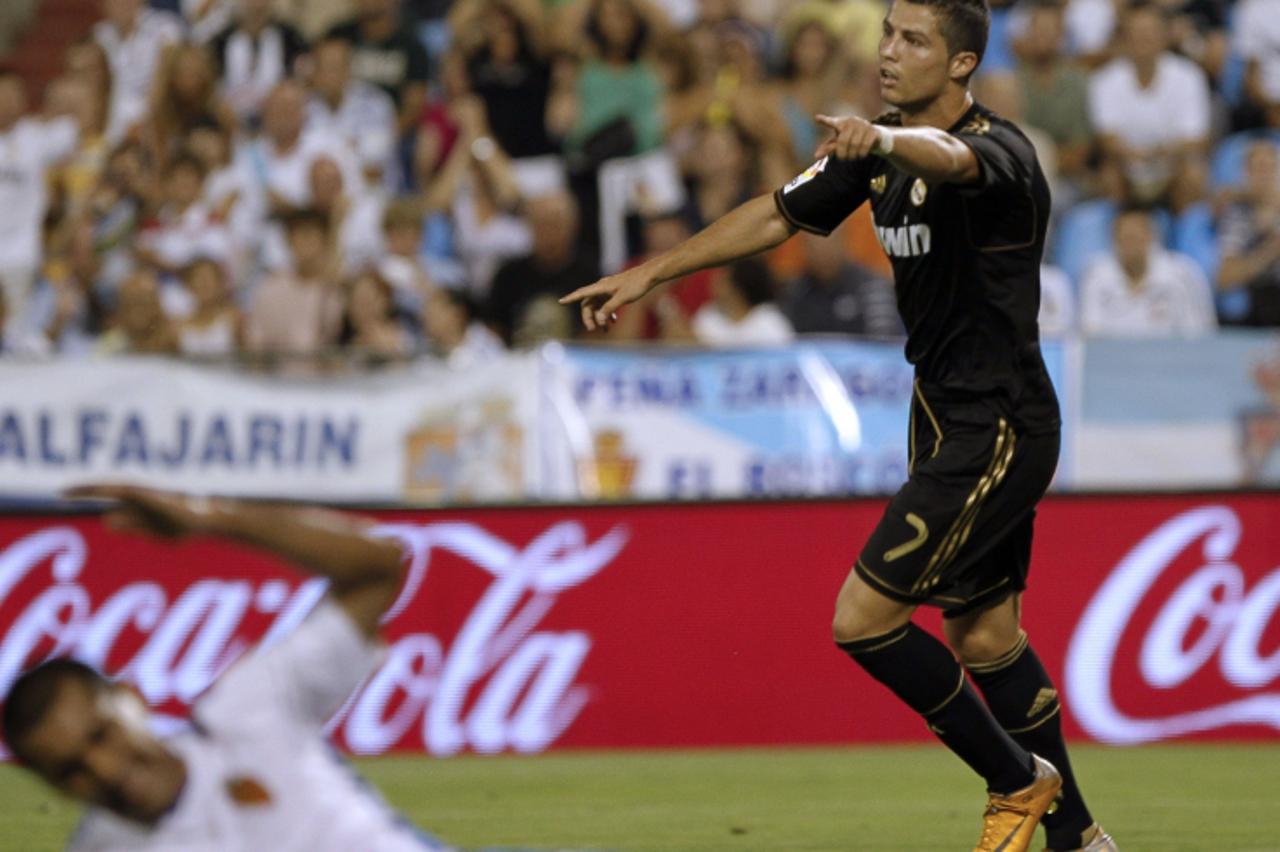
2;659;107;763
726;258;777;308
900;0;990;70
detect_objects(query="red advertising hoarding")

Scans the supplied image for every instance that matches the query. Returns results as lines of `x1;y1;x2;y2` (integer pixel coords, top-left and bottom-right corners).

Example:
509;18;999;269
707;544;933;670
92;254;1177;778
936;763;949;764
0;493;1277;755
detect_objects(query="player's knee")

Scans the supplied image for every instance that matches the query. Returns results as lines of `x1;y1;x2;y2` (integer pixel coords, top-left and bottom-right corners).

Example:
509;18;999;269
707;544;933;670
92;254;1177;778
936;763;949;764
831;601;882;645
946;625;1015;666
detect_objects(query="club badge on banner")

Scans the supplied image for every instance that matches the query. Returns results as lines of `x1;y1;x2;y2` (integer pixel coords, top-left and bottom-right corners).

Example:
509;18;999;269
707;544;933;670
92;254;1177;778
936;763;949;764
541;341;1072;500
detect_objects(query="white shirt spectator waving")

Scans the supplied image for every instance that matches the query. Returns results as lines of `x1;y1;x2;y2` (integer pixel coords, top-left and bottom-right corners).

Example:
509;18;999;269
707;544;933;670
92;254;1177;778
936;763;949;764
0;70;78;315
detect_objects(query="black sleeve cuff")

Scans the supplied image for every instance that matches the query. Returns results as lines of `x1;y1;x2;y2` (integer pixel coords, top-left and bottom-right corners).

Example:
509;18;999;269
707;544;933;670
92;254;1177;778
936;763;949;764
773;188;834;237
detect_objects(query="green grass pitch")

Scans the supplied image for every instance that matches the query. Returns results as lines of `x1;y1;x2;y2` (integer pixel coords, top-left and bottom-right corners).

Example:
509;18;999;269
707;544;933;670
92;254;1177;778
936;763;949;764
2;744;1277;851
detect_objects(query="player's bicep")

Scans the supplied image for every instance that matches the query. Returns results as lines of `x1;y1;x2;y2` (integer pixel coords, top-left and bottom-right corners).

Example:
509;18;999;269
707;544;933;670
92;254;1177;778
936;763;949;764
773;156;869;236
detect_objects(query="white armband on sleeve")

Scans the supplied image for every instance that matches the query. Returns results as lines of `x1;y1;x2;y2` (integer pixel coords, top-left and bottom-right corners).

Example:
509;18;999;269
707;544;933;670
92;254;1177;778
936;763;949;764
873;126;895;157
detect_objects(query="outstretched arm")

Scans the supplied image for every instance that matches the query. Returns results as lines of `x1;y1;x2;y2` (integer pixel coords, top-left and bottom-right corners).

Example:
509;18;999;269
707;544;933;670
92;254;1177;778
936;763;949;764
814;114;980;185
560;194;796;330
66;485;403;638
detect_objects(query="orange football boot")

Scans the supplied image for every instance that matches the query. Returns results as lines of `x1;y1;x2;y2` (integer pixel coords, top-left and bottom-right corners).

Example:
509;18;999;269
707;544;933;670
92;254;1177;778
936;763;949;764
972;755;1063;852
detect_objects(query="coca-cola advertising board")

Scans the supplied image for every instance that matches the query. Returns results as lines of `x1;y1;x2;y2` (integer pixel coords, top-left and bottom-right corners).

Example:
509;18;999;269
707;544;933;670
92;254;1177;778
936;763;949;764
0;493;1276;757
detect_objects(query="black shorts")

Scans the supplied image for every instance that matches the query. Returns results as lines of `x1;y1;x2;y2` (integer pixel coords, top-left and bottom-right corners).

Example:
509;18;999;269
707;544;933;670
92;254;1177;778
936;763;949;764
854;381;1061;618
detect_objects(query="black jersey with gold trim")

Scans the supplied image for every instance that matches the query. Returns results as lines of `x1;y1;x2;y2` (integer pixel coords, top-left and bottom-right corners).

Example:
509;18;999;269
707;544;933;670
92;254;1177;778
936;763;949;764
773;101;1059;434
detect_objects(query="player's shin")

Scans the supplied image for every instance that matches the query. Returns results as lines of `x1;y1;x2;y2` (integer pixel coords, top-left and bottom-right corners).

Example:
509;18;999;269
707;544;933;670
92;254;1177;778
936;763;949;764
838;623;1036;794
966;634;1095;850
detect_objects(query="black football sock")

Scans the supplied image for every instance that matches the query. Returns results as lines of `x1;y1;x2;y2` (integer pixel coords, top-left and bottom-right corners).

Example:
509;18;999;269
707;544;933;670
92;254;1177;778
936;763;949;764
967;632;1094;850
839;623;1035;794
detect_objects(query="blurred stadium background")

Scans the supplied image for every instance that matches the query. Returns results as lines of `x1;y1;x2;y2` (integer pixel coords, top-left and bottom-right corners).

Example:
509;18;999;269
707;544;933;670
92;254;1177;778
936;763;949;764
2;0;1280;849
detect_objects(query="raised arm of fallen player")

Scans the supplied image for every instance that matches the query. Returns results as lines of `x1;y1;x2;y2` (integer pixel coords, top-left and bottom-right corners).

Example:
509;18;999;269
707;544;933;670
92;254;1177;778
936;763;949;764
813;113;980;186
559;193;797;331
65;484;403;638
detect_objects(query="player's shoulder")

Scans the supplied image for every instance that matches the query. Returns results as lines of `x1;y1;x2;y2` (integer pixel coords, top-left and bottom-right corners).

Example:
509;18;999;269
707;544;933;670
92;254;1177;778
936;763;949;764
954;103;1020;139
955;103;1038;156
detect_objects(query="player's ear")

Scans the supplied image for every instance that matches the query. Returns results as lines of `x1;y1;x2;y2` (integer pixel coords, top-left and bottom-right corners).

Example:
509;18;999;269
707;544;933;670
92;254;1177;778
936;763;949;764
949;51;978;83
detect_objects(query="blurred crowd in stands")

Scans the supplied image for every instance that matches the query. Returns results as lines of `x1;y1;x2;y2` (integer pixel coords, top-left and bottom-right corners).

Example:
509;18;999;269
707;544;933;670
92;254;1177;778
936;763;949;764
0;0;1278;366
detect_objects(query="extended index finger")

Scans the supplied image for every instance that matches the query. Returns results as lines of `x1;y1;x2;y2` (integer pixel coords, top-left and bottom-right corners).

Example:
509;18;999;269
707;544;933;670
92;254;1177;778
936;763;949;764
815;114;842;131
559;280;610;305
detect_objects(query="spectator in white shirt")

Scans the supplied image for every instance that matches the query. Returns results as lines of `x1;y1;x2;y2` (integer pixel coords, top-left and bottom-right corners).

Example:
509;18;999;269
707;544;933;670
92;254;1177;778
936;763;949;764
241;80;362;221
1088;1;1210;210
423;286;506;368
177;257;243;357
0;69;79;316
187;121;257;276
0;485;469;852
137;151;235;278
378;198;434;310
307;35;399;190
419;95;531;301
693;258;795;347
209;0;309;124
1080;205;1217;338
260;156;385;273
1235;0;1280;118
1037;263;1076;339
93;0;183;141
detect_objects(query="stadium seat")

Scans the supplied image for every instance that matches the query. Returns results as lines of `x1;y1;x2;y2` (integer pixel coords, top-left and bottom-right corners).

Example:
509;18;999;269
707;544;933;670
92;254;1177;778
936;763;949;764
1219;52;1246;106
1209;131;1280;189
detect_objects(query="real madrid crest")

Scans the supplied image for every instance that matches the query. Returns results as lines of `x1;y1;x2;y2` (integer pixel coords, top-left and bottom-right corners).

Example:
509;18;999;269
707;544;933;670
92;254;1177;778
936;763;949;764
870;174;887;195
910;178;928;206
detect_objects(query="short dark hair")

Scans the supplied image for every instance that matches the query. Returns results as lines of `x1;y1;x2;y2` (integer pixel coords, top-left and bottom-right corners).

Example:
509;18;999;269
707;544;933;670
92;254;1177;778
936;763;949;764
2;659;107;763
901;0;990;67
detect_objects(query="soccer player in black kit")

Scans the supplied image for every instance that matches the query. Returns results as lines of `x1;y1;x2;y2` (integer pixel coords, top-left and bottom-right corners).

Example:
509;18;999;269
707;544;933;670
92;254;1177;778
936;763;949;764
561;0;1117;850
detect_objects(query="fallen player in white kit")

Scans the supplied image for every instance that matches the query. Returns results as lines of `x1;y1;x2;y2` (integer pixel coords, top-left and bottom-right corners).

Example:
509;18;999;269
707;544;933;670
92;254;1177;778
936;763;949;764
1;485;582;852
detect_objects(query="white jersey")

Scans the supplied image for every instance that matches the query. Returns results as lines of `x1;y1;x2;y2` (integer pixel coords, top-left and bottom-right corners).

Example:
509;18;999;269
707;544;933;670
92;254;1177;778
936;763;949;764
0;117;78;270
67;601;448;852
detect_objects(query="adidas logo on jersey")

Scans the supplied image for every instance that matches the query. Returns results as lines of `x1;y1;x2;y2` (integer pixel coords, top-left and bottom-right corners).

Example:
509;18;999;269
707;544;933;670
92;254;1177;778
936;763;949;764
875;223;932;258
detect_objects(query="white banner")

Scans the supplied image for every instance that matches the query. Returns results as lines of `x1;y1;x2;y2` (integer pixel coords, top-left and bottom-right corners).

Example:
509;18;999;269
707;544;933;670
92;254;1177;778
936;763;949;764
0;356;542;502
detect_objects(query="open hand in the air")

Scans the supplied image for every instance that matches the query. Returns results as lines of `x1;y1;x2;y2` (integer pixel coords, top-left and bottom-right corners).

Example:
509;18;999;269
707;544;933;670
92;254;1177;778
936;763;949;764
814;114;888;161
65;483;216;539
559;265;656;331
